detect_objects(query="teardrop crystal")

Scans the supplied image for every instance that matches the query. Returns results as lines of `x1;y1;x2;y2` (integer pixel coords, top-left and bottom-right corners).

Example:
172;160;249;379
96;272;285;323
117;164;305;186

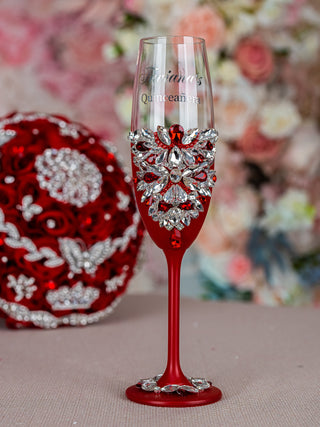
199;128;218;142
152;175;169;193
182;149;195;166
141;128;155;142
182;128;199;145
163;185;187;204
157;126;171;145
168;146;182;168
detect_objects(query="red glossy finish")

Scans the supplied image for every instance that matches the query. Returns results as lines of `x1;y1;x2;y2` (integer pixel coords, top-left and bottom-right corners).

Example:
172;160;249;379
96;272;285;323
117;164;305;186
126;385;222;408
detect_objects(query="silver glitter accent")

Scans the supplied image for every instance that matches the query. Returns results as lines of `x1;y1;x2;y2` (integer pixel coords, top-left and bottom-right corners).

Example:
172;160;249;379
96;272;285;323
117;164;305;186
0;295;122;328
138;375;213;394
46;282;99;310
7;274;37;302
35;148;102;208
17;195;43;221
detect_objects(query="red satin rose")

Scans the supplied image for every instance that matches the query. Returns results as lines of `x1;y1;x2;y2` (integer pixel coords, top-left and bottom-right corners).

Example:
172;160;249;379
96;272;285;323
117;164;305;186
235;37;274;84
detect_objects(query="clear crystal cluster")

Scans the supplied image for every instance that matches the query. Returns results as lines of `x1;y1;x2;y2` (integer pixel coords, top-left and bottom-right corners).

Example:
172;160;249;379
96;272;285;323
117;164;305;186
46;282;100;310
0;295;121;328
35;147;102;208
129;125;218;231
138;374;212;394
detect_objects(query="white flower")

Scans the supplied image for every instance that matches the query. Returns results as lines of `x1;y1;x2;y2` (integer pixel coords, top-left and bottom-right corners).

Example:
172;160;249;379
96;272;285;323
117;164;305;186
282;121;320;177
259;100;301;139
290;30;320;63
143;0;198;33
256;0;290;27
216;187;259;237
216;60;241;85
215;81;259;140
225;12;257;49
260;189;316;235
102;43;120;61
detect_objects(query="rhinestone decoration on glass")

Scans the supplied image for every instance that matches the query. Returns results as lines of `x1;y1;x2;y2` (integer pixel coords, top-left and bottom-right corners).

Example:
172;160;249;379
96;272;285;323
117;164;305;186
130;125;218;231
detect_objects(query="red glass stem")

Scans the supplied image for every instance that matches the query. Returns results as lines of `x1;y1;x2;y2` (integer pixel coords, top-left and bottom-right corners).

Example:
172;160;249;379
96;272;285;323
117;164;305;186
157;249;191;387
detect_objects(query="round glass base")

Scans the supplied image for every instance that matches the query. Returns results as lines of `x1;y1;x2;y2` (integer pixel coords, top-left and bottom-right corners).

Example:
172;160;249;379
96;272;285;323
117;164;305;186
126;384;222;407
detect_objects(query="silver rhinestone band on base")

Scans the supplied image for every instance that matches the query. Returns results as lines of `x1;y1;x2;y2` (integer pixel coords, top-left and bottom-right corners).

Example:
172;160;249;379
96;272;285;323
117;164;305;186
138;374;212;394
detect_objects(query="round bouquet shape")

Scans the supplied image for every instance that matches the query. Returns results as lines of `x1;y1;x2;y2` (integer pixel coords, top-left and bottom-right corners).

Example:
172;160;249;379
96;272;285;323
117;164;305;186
0;112;143;328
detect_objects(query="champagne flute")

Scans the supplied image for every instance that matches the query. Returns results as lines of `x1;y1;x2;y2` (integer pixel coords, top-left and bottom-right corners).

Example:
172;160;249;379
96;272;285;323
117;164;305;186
126;36;222;407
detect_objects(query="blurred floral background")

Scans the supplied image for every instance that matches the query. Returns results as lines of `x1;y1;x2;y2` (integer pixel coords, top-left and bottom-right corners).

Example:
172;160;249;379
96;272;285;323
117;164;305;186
0;0;319;305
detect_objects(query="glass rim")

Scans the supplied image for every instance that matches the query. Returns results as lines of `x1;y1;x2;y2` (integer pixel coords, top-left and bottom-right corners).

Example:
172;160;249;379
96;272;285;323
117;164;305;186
140;35;205;46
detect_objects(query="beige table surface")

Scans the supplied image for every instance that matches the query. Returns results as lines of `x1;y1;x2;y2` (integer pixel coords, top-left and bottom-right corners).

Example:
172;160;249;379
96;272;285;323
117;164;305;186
0;294;319;427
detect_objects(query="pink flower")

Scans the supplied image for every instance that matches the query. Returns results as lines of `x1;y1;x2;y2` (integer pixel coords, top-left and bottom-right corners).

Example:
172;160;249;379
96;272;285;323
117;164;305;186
235;37;274;83
53;21;111;73
124;0;145;14
0;9;40;65
238;121;284;163
227;254;253;287
176;6;226;50
285;0;307;26
77;84;123;141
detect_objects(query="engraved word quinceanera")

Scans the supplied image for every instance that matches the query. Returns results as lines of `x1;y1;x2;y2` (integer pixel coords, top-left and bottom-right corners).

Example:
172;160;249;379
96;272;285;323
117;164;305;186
129;125;218;231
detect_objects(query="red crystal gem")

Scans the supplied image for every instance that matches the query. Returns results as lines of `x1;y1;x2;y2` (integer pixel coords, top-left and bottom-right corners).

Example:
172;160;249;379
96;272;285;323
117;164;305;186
145;197;152;206
107;152;115;160
136;142;148;151
199;195;207;204
206;141;213;150
180;202;193;210
144;172;158;183
170;229;182;249
84;217;92;225
169;124;184;144
158;201;170;212
212;175;217;182
45;280;56;290
194;171;207;182
196;154;204;163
